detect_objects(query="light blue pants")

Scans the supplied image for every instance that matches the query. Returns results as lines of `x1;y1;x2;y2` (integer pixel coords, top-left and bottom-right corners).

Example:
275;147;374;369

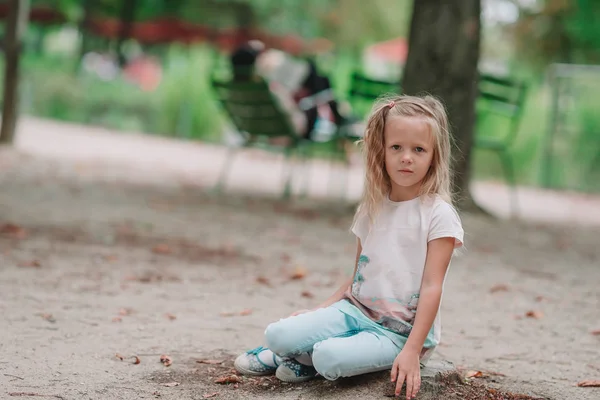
264;304;403;381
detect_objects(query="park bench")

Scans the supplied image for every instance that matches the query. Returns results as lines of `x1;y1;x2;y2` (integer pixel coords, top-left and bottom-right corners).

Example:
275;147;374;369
211;76;351;199
347;71;401;120
475;73;528;216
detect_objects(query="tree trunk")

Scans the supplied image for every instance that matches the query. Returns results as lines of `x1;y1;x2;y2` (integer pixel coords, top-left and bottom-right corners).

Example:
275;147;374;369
402;0;482;212
0;0;30;145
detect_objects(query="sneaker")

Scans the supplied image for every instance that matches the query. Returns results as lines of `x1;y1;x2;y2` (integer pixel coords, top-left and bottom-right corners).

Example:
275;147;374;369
275;358;318;383
234;346;280;376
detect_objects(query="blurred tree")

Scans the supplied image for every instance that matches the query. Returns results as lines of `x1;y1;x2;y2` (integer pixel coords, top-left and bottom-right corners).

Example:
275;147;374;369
0;0;30;145
512;0;600;67
402;0;482;211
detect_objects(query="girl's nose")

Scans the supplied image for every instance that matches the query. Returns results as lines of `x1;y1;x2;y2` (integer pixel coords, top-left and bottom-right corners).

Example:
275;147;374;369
401;153;413;164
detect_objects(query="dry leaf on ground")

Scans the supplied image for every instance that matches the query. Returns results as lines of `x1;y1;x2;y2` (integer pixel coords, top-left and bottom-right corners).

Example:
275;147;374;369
0;223;28;239
38;313;56;323
239;309;253;316
590;329;600;336
119;308;133;316
165;313;177;321
112;317;122;323
577;380;600;387
525;310;544;319
115;353;124;361
152;244;172;255
301;290;314;298
160;354;172;367
203;393;219;399
162;382;180;387
214;375;242;384
197;359;224;365
489;284;509;293
256;276;271;286
132;356;141;365
289;266;308;280
466;370;485;378
17;260;41;268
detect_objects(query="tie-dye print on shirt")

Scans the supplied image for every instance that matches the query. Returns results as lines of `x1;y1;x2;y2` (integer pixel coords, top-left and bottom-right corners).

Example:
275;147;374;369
339;194;463;347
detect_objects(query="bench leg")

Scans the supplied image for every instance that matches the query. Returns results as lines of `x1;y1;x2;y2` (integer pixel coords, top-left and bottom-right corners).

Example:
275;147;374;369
281;147;295;199
215;146;238;194
499;150;519;218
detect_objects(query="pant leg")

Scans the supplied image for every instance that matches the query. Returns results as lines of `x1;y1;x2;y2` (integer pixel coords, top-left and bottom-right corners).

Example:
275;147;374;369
264;307;359;358
312;330;400;381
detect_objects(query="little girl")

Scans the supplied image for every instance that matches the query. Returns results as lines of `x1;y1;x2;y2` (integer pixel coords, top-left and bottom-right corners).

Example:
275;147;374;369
234;95;464;399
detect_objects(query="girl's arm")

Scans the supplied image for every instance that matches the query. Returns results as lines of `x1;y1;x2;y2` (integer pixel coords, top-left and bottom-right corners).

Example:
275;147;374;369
404;237;455;353
391;237;455;398
313;238;362;310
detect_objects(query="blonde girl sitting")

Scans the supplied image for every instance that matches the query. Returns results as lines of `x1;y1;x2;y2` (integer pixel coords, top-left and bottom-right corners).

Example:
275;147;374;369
234;95;464;399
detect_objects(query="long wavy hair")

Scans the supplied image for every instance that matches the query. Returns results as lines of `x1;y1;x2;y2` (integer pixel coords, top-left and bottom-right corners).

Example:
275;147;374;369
354;94;454;225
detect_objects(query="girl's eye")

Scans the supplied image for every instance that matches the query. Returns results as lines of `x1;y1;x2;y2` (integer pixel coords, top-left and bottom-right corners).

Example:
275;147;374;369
391;145;400;150
415;147;425;153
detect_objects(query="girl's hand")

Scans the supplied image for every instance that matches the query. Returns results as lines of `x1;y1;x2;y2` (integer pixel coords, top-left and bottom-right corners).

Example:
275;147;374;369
289;309;311;317
391;348;421;399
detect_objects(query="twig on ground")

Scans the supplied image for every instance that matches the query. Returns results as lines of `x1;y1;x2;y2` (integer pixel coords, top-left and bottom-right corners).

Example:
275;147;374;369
4;374;25;380
8;393;65;399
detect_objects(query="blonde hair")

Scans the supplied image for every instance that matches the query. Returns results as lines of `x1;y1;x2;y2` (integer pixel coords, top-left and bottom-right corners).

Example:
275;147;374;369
355;94;454;224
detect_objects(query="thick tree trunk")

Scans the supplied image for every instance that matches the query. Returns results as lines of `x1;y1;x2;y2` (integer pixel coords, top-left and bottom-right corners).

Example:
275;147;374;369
402;1;482;212
0;0;30;145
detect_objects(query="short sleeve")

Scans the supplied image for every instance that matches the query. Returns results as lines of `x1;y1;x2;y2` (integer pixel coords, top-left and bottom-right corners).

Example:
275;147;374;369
428;201;464;248
351;209;370;244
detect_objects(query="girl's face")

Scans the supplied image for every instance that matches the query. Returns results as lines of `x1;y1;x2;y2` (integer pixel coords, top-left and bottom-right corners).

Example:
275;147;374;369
383;116;435;201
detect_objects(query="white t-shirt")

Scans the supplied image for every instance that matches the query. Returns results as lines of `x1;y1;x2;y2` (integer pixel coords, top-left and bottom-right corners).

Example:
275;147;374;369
335;194;464;349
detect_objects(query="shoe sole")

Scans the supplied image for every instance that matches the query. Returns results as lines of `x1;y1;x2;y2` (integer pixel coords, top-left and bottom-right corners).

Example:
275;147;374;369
275;367;317;383
234;357;276;377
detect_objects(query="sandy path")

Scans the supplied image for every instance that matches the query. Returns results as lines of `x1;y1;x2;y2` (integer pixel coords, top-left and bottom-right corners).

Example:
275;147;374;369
0;118;599;399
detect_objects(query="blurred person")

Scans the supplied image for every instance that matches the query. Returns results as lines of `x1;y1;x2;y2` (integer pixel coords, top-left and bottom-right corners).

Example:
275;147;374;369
229;40;346;142
233;95;464;399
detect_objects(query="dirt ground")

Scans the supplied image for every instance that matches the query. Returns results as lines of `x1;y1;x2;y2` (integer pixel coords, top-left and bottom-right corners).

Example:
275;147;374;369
1;120;600;400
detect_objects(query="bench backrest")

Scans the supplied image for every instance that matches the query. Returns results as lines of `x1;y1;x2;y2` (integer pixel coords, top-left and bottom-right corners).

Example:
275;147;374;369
211;78;297;140
348;72;401;118
477;73;528;144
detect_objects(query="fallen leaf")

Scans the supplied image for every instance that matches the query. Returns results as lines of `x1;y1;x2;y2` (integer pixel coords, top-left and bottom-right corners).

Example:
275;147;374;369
233;383;239;389
203;393;219;399
290;266;308;280
525;310;544;319
219;311;235;317
112;317;123;323
214;375;242;384
162;382;180;387
38;313;56;323
160;354;172;367
489;284;509;293
535;295;546;302
133;356;141;365
256;276;271;286
301;290;314;298
0;223;28;239
577;380;600;387
165;313;177;321
197;359;224;365
115;353;124;361
152;244;172;255
239;309;253;316
119;308;133;316
466;370;485;378
590;329;600;336
17;260;41;268
103;255;119;262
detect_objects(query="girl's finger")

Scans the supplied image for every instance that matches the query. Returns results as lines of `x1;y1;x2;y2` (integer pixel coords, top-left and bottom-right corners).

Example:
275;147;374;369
414;377;421;397
405;374;413;399
395;372;405;397
390;362;398;382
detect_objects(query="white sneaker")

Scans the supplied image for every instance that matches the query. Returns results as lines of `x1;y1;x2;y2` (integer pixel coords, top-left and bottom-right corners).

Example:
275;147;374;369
275;358;318;383
234;346;280;376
